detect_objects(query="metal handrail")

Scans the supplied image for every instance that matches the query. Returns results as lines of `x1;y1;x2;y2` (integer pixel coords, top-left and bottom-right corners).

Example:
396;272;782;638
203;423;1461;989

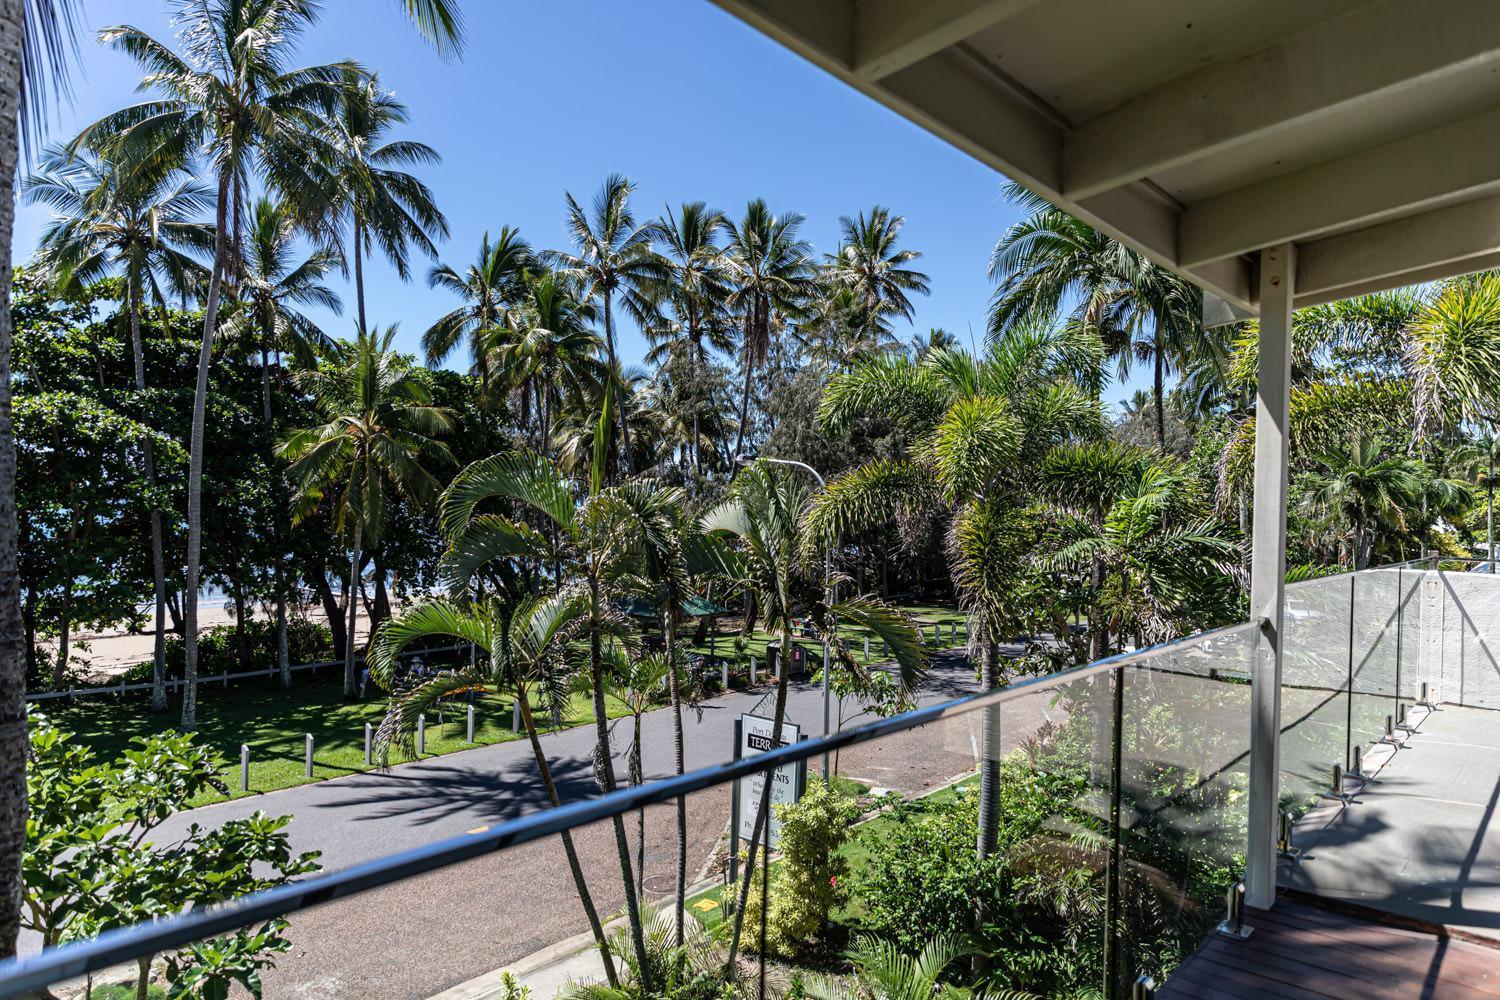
0;618;1259;997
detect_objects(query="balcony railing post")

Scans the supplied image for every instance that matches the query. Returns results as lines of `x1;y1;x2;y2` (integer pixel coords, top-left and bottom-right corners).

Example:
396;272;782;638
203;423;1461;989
1103;666;1125;1000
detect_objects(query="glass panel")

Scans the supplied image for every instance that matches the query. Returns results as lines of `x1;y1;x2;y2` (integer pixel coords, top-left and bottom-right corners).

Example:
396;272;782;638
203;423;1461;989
1115;623;1255;992
1280;574;1354;806
1350;568;1400;754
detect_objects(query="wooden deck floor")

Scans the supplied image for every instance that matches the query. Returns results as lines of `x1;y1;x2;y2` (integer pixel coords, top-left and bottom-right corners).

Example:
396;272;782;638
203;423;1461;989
1158;894;1500;999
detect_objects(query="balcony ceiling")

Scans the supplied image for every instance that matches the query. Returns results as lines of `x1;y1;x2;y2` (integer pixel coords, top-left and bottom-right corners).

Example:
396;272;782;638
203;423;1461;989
709;0;1500;323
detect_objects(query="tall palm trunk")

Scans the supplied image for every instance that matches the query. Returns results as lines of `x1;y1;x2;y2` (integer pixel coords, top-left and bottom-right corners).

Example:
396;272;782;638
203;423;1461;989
1153;345;1166;449
353;220;367;334
0;1;27;953
182;173;231;731
601;292;634;476
725;622;792;968
665;608;687;944
586;574;650;987
975;640;1002;858
345;521;362;698
516;692;619;987
631;710;644;897
261;339;290;689
129;281;170;711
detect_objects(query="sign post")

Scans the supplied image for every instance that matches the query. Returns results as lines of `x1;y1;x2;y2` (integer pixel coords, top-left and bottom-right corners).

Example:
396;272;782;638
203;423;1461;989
735;714;803;851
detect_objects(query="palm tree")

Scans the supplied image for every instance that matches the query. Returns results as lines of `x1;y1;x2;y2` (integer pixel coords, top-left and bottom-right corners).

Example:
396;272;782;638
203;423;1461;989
824;206;930;342
424;227;534;390
1299;432;1424;570
281;326;454;698
808;327;1103;865
437;452;680;985
705;460;927;968
486;270;604;452
78;0;351;730
724;200;813;458
552;174;667;475
369;593;620;987
808;935;976;1000
647;202;729;478
221;196;340;687
988;183;1203;448
598;645;668;898
25;143;211;709
317;68;447;335
0;0;86;963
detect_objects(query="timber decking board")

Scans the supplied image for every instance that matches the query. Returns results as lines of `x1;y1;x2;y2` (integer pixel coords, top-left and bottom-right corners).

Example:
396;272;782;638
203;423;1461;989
1156;896;1500;999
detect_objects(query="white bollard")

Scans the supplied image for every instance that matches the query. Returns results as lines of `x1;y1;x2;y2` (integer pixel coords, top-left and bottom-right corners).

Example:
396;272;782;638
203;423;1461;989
949;622;957;644
364;723;372;766
466;704;475;743
750;656;758;684
240;745;249;792
417;714;426;755
512;698;521;732
304;733;313;778
721;661;729;690
863;636;870;659
932;624;940;645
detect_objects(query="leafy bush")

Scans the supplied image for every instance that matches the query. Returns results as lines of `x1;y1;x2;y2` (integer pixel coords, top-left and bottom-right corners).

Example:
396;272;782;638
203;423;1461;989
742;778;862;957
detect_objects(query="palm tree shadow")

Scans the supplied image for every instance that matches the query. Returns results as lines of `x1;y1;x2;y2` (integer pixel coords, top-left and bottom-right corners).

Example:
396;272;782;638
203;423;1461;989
315;754;602;826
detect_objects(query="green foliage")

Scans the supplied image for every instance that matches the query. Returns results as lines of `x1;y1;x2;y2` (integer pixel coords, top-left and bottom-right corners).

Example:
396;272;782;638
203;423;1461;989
23;712;320;994
741;778;862;957
118;617;335;686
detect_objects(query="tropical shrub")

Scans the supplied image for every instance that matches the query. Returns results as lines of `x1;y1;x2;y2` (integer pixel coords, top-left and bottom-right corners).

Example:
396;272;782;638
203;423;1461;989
741;778;862;957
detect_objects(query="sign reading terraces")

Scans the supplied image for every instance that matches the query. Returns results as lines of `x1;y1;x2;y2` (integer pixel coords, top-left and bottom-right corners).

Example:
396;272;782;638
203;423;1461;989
734;713;804;850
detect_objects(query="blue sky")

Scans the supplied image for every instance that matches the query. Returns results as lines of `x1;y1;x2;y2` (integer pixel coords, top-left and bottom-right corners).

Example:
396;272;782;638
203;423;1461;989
13;0;1140;408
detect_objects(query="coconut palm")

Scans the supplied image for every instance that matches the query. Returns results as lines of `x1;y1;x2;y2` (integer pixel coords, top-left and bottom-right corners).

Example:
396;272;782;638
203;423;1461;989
809;326;1104;864
597;646;668;898
552;174;666;476
369;592;620;987
706;459;928;968
486;270;604;452
647;202;730;478
424;227;535;395
1298;432;1424;570
724;200;813;458
824;206;930;341
437;451;682;986
281;326;454;698
0;0;84;963
220;196;340;687
988;183;1203;448
316;68;447;334
76;0;351;729
25;144;211;708
1408;273;1500;442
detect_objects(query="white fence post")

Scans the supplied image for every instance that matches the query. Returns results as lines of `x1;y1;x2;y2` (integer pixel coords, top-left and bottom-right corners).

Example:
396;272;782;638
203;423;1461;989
750;656;758;684
304;734;314;778
863;636;870;660
417;714;426;755
721;660;729;690
364;723;372;766
512;699;521;733
466;704;475;743
240;745;249;792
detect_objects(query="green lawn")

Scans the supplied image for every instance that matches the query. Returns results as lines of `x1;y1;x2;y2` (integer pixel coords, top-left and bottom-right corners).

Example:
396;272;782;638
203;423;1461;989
42;671;630;807
685;602;969;669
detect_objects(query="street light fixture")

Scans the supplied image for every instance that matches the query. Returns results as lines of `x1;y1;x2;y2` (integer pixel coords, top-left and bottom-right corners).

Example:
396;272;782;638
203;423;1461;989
736;452;835;779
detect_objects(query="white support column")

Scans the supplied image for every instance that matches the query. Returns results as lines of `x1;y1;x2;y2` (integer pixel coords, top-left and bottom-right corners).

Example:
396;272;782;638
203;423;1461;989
1246;243;1295;910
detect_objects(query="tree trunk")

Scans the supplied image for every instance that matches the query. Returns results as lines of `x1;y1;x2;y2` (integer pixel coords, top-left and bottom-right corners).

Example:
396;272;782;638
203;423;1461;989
345;522;362;699
0;3;33;956
311;569;346;662
129;283;170;712
975;640;1002;858
601;292;635;476
354;220;367;335
516;692;618;987
725;622;792;968
666;608;687;944
134;954;153;1000
632;710;644;897
1153;346;1166;449
261;342;291;689
52;570;70;689
230;568;250;673
587;573;650;988
733;345;754;461
182;173;232;731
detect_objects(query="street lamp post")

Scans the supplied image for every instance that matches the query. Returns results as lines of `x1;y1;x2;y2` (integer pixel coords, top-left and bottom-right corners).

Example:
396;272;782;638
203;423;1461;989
737;453;834;780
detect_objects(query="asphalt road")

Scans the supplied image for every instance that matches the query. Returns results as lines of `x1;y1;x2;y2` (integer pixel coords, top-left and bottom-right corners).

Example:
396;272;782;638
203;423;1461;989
73;650;1070;998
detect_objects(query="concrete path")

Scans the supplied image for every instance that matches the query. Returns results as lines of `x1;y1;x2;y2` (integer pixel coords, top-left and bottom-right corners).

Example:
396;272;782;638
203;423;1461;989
201;651;996;998
1283;702;1500;941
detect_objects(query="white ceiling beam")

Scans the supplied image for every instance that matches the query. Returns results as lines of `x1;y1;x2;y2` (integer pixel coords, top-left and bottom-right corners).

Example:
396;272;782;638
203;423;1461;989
1062;0;1500;200
1294;194;1500;302
1180;109;1500;268
708;0;1256;314
852;0;1039;81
